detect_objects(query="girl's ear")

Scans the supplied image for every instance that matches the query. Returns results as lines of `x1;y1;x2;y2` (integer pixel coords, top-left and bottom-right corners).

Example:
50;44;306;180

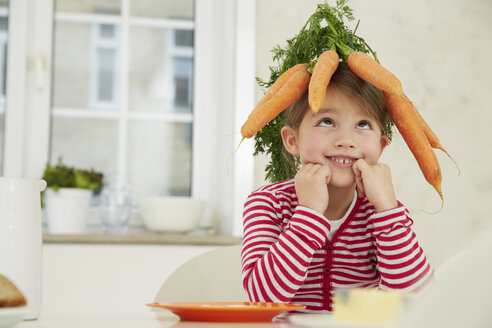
281;126;300;156
379;134;390;155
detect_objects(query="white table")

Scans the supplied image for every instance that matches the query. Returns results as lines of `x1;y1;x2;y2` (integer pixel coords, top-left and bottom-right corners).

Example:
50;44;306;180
16;311;289;328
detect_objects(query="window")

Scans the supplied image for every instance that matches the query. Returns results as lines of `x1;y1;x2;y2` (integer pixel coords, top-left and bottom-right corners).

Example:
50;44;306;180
2;0;255;236
50;0;197;221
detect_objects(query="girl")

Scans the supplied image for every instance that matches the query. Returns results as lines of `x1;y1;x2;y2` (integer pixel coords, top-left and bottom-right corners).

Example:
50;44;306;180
241;63;433;312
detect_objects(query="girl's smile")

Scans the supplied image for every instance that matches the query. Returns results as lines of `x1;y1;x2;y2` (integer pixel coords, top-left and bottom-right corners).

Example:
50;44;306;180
326;155;358;168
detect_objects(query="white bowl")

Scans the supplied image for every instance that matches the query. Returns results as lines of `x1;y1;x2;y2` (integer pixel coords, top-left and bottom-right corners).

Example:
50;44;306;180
139;197;206;233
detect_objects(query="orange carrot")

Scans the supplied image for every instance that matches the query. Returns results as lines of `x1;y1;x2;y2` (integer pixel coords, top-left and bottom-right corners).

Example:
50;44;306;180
384;91;443;206
255;63;309;111
348;52;403;97
241;67;311;139
308;50;339;114
403;94;460;175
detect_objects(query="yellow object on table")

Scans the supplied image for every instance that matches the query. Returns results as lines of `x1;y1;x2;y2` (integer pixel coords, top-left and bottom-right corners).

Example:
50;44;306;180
333;288;409;325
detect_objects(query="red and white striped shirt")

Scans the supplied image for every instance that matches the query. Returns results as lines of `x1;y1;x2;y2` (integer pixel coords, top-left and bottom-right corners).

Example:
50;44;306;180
241;179;434;311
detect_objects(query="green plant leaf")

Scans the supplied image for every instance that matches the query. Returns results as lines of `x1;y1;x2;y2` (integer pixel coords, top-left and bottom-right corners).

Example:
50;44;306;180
41;157;104;191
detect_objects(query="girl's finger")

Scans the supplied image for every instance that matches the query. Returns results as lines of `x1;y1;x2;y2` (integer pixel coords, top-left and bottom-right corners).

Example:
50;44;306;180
352;163;365;197
303;162;323;176
303;163;319;177
298;162;314;174
351;160;362;178
316;165;331;184
353;158;369;172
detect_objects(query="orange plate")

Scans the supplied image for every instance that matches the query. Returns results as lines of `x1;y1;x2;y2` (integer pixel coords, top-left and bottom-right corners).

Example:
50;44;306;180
146;301;306;322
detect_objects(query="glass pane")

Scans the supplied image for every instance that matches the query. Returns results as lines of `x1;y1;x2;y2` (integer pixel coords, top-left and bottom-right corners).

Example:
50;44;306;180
53;21;120;110
128;121;191;199
175;29;193;47
53;21;91;108
173;58;192;109
129;26;193;113
50;117;118;174
0;5;7;173
130;0;193;20
56;0;121;15
97;48;116;101
99;24;115;39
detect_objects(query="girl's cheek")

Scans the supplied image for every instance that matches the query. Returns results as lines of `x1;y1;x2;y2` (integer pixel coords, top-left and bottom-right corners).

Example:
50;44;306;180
369;145;384;163
358;138;381;164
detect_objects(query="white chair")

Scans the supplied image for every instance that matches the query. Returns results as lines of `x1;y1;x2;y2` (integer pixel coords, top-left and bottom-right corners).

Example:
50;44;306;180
154;245;249;303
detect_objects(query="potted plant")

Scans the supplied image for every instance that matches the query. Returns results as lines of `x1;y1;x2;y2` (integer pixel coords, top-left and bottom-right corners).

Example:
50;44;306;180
42;158;103;234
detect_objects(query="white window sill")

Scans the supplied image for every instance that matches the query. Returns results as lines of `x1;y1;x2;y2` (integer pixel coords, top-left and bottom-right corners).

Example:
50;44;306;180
42;225;242;245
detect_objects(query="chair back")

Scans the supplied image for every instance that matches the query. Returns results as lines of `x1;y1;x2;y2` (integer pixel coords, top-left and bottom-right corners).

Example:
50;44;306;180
154;245;248;302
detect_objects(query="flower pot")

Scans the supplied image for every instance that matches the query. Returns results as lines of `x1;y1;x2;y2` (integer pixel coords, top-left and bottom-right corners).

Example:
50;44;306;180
44;188;92;234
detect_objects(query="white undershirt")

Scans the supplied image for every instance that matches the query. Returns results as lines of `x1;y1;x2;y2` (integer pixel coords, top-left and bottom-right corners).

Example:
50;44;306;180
327;191;358;242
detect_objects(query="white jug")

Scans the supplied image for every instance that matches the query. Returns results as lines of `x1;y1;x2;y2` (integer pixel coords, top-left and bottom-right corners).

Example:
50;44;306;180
0;177;46;319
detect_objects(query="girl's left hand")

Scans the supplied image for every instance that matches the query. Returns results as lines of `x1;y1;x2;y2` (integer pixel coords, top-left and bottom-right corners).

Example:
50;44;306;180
352;159;398;212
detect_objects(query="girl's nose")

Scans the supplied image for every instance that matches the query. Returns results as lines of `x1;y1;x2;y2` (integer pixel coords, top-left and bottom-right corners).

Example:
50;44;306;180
335;129;355;148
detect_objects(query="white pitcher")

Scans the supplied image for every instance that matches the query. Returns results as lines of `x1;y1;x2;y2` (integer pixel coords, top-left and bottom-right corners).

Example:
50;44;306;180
0;177;46;319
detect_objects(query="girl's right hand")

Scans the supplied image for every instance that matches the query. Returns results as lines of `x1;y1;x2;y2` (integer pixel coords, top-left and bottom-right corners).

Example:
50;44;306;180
294;163;331;214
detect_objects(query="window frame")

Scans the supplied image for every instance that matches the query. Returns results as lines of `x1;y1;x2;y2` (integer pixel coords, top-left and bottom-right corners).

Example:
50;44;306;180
3;0;255;236
0;17;7;104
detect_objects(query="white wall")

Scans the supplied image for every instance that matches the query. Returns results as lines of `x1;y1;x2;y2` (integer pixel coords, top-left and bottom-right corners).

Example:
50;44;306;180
254;0;492;268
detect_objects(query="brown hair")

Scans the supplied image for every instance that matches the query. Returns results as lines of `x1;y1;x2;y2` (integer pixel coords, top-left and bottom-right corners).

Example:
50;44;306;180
282;62;392;165
285;62;390;132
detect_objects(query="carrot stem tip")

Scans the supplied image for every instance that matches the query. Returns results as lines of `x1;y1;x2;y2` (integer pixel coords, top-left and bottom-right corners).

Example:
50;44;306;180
421;192;444;215
440;148;461;176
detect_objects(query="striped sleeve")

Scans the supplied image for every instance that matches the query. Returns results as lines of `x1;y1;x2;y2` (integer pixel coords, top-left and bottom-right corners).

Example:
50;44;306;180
368;203;434;293
241;190;330;303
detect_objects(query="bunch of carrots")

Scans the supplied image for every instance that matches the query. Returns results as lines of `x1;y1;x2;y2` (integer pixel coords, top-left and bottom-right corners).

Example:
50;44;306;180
240;1;456;210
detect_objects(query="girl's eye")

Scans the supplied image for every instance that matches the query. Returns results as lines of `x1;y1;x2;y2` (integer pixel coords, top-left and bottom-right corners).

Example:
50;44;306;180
357;120;372;130
318;118;333;127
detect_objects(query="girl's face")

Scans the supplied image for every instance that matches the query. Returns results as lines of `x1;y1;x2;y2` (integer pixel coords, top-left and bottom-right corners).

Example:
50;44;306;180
282;86;389;189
